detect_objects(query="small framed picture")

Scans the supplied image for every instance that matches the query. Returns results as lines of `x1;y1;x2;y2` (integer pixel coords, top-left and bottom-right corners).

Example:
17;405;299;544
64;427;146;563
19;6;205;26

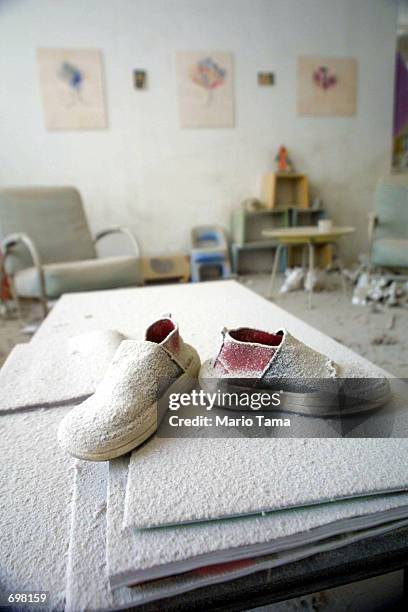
133;70;147;89
258;72;274;86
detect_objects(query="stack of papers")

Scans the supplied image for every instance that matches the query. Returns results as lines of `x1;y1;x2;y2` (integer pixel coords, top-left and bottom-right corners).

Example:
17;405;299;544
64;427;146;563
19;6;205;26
65;434;408;610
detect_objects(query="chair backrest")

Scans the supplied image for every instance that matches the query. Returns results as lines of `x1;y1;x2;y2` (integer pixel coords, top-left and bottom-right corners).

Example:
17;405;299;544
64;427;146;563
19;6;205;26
191;225;228;251
374;176;408;241
0;187;96;273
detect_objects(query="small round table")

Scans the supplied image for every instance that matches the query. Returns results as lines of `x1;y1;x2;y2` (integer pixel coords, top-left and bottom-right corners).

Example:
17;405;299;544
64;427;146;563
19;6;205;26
262;225;356;308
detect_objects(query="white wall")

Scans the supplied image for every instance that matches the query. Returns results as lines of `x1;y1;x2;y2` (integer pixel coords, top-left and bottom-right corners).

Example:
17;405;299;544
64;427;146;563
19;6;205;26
0;0;397;261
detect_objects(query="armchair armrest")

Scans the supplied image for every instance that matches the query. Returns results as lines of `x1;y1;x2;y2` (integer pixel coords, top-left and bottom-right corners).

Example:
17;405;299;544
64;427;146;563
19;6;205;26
94;227;141;259
2;232;43;271
1;232;47;315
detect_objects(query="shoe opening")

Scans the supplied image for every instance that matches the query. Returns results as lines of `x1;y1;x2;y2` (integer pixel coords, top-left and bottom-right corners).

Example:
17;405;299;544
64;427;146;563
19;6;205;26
146;318;175;344
229;328;283;346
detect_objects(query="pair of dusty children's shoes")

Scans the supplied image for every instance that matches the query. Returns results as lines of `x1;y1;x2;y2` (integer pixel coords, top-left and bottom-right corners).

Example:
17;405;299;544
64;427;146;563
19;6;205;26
58;315;390;461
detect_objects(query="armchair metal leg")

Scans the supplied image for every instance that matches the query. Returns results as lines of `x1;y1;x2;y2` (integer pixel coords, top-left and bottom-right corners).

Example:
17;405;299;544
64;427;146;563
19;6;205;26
2;233;49;320
40;296;48;318
8;276;22;320
10;281;48;321
36;264;48;319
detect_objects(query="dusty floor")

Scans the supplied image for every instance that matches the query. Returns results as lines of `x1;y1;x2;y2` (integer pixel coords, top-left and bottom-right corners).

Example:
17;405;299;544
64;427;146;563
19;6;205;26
1;277;407;377
0;301;43;367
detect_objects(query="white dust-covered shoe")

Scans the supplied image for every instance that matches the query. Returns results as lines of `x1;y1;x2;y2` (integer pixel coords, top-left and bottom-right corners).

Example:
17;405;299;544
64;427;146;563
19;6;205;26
58;316;200;460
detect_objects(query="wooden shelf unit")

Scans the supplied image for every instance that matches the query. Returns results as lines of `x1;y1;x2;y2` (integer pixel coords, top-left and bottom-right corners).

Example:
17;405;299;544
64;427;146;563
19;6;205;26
231;205;329;273
231;207;290;246
231;207;290;274
262;173;309;209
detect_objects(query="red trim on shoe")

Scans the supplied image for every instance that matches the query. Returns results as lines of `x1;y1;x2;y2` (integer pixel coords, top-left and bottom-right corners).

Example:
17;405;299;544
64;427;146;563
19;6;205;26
145;316;190;371
145;318;176;344
229;328;283;346
214;327;283;376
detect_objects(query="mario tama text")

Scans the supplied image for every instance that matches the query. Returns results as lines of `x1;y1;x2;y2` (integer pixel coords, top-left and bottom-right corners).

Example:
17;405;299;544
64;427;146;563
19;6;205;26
167;413;291;428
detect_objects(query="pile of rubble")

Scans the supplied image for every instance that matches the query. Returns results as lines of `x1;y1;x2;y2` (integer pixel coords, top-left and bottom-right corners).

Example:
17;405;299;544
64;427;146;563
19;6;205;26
278;264;408;308
351;272;408;307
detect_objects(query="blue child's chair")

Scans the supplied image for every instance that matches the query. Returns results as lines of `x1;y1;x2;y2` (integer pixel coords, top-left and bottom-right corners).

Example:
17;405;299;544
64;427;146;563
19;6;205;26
190;226;231;282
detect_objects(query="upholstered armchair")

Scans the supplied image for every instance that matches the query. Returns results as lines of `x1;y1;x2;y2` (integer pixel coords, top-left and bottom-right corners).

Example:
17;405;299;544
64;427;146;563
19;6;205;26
369;176;408;273
0;187;142;316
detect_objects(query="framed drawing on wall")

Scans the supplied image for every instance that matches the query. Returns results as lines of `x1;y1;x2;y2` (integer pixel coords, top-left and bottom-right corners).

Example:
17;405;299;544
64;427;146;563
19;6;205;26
176;51;234;128
297;56;357;116
37;48;107;130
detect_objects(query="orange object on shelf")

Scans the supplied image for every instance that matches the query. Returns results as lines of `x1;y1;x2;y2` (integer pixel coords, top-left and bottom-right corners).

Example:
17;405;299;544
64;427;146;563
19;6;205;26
275;145;293;173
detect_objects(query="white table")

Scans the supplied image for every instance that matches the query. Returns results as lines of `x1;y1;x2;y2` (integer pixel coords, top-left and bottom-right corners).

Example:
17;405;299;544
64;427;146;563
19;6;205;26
263;226;356;308
0;281;395;610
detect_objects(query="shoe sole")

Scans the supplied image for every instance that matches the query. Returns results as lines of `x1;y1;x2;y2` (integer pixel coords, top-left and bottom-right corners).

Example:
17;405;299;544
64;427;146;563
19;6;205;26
199;360;392;418
69;348;201;461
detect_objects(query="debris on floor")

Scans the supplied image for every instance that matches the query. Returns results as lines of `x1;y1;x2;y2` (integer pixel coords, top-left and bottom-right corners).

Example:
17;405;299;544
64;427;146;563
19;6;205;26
343;265;365;284
351;272;408;307
21;323;40;335
304;269;326;292
0;299;19;319
280;267;304;293
371;333;398;346
279;267;327;294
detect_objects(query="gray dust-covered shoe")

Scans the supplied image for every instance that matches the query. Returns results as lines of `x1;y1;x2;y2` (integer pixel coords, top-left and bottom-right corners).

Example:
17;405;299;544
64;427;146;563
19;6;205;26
58;316;200;460
199;327;390;416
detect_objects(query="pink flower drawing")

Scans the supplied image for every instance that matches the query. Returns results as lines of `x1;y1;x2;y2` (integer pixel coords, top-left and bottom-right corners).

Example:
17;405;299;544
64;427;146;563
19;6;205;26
313;66;337;90
190;57;226;104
